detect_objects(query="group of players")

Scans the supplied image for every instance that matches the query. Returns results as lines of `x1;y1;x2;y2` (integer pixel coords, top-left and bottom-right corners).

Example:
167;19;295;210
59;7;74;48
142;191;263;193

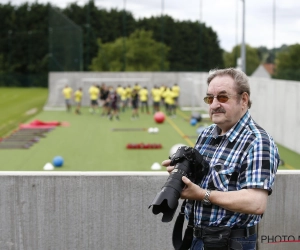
62;82;180;120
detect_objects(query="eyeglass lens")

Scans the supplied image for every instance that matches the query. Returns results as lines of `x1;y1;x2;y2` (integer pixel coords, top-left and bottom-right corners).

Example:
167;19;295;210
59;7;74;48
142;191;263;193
204;95;229;104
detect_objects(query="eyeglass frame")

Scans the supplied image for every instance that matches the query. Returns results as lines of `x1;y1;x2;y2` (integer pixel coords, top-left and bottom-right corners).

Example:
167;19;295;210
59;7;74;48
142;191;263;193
203;93;243;105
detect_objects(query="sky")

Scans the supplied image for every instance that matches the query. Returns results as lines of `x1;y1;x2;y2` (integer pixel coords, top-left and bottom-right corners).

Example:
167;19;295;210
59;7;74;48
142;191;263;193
1;0;299;51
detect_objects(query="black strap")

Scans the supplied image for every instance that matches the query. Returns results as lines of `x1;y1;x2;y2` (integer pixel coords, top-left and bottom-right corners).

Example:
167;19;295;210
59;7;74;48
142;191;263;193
172;200;194;250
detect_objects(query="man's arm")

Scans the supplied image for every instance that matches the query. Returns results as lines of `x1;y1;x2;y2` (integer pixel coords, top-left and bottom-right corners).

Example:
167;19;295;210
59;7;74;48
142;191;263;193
161;160;268;215
181;176;268;215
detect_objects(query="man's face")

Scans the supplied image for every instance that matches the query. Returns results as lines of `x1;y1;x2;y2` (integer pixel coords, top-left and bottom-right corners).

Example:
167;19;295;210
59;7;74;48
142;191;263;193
207;75;246;134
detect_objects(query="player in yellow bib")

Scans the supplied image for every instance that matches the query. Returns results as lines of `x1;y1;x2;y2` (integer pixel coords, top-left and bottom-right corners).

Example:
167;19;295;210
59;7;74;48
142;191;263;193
62;85;73;112
119;87;128;112
133;83;141;93
125;85;132;109
162;87;176;116
160;85;167;111
74;87;83;114
139;86;149;114
171;83;180;115
89;84;100;114
116;85;124;97
151;85;162;113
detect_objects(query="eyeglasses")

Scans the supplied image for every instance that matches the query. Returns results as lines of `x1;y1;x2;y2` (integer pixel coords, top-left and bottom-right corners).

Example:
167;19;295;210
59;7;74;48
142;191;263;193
203;94;234;104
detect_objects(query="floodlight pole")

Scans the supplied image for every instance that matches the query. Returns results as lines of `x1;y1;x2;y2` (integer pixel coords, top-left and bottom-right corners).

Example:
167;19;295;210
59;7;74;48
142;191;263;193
122;0;127;71
160;0;165;71
200;0;203;22
241;0;246;73
86;1;91;71
199;0;203;71
273;0;276;63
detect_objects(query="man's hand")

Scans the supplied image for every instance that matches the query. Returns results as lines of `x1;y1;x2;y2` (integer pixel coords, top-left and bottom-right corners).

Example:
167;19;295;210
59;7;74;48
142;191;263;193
161;159;174;174
162;160;206;201
181;176;205;200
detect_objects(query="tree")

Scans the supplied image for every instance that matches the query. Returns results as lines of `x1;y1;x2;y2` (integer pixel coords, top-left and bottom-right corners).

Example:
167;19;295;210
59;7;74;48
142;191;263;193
274;43;300;81
136;16;223;71
256;45;289;65
90;29;170;71
223;44;260;76
63;1;136;70
0;2;49;86
0;1;225;86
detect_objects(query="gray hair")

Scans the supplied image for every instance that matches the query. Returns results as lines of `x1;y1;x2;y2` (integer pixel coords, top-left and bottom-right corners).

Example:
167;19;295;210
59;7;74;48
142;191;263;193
207;68;252;108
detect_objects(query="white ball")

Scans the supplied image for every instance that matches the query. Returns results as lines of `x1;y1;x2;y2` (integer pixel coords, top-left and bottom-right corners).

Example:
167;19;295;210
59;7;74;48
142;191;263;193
169;144;187;157
151;162;162;170
148;127;154;133
153;127;159;133
43;162;54;171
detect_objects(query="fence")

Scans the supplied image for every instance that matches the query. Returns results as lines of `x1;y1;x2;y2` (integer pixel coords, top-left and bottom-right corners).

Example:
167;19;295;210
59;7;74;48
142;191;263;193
48;6;83;72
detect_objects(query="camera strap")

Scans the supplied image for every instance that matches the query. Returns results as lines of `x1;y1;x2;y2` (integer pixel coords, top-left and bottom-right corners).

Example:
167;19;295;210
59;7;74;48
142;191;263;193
172;200;195;250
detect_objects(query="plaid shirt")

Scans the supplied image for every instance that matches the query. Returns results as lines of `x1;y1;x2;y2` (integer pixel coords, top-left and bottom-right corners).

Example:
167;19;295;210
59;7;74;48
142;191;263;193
186;111;279;228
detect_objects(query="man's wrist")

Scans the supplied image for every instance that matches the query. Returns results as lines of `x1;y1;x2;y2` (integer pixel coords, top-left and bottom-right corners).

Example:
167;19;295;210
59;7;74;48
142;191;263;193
202;189;212;205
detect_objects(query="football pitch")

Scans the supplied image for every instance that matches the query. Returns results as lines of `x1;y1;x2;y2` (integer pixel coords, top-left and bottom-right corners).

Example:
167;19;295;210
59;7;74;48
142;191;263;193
0;105;207;171
0;88;298;171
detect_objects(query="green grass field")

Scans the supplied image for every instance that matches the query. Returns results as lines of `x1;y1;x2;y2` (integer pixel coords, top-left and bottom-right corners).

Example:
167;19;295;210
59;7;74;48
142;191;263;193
0;88;299;171
0;87;48;138
0;106;202;171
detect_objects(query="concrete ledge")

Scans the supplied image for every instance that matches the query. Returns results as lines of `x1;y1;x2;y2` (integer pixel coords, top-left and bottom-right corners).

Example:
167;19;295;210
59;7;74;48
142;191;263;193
0;171;169;176
0;170;299;250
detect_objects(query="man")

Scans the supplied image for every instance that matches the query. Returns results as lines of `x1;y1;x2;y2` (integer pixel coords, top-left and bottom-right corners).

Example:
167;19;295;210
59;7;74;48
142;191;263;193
116;84;124;97
88;84;100;114
162;87;176;117
125;84;132;109
171;83;180;114
131;88;139;120
99;84;110;116
139;86;149;114
73;87;83;114
108;87;120;121
62;85;73;112
133;82;141;93
119;85;128;112
116;84;127;112
162;68;279;250
151;85;161;113
99;83;106;106
159;84;167;110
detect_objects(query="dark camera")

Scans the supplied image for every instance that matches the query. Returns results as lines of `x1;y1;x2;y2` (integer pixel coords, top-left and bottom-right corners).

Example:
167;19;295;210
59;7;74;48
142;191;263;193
149;146;209;222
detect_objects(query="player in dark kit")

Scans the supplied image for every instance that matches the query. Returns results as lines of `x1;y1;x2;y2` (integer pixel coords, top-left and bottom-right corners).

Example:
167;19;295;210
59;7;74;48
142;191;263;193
108;89;120;121
131;89;139;120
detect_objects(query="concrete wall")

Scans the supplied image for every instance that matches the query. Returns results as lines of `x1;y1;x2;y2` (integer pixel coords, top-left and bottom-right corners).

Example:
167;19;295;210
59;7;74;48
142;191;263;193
46;72;300;154
249;77;300;155
46;72;208;108
1;171;299;250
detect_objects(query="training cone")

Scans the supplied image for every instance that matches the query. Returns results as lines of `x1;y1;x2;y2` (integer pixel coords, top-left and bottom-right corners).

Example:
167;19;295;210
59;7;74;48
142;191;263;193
151;162;162;170
43;162;54;171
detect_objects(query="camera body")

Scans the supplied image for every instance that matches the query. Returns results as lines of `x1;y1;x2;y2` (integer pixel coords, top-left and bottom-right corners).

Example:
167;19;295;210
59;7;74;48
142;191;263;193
149;146;209;222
